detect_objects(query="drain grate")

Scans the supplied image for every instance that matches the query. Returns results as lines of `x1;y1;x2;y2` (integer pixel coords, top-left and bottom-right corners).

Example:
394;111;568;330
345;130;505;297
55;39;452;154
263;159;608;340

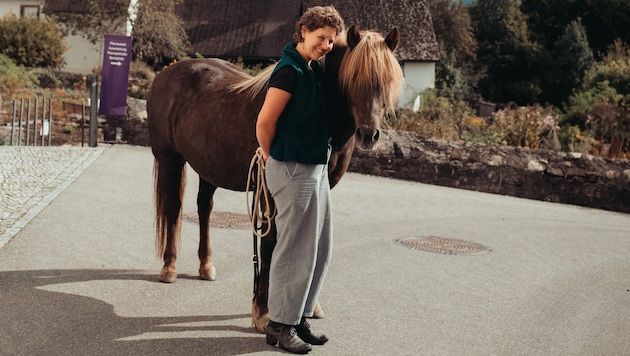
184;211;251;230
396;236;491;255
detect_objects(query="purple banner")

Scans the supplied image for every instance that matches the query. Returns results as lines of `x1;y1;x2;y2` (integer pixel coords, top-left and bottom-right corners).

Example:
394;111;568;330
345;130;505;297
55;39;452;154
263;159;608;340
99;34;132;116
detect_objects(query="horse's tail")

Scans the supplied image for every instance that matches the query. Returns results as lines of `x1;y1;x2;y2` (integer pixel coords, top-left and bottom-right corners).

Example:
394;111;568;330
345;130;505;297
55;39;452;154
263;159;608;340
229;64;276;99
153;158;186;258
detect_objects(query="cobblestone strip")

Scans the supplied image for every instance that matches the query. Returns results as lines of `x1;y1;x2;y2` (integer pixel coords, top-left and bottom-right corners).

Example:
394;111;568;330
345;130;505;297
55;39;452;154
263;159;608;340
0;145;108;249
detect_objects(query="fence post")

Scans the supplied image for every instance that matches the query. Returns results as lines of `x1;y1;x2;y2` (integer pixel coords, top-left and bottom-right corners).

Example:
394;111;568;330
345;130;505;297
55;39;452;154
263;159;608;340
33;98;39;146
18;99;24;146
89;74;99;147
48;98;53;146
26;98;32;145
10;100;16;145
41;98;46;146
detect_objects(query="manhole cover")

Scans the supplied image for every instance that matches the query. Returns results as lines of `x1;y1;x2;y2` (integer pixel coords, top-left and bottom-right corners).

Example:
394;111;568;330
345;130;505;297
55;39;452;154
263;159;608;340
396;236;491;255
184;211;251;229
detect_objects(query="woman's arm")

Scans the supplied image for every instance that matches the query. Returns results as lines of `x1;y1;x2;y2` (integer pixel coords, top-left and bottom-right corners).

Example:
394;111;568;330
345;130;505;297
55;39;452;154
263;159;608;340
256;87;292;161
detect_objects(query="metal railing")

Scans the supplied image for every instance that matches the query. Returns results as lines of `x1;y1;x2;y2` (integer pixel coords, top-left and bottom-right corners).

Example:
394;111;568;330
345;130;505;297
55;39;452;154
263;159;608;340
6;97;53;146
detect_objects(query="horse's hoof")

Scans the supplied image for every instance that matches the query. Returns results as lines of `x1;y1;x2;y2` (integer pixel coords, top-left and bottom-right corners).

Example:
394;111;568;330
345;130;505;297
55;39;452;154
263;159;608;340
252;313;269;334
252;302;270;334
312;301;325;319
160;267;177;283
199;265;216;281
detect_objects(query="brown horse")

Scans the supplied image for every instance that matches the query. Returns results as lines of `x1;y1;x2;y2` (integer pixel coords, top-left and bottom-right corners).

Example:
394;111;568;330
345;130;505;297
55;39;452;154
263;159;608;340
147;25;404;332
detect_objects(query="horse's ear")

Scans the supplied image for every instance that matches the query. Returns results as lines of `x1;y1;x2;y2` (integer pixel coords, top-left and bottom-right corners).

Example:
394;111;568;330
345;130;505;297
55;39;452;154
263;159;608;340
385;27;400;51
347;25;361;50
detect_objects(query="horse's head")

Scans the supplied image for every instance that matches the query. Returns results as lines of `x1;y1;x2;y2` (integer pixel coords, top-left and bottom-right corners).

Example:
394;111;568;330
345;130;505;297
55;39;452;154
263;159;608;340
337;25;404;151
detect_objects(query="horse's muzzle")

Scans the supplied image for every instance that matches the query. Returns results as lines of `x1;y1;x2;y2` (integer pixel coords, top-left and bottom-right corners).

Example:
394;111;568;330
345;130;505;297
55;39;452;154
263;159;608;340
355;127;380;151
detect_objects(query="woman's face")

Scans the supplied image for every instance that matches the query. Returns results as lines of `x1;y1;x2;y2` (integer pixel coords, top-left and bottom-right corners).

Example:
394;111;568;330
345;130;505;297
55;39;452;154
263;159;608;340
300;25;337;62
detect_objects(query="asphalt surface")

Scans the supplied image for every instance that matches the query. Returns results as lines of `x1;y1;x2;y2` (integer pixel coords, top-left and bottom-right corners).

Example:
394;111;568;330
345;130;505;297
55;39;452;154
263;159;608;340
1;144;629;356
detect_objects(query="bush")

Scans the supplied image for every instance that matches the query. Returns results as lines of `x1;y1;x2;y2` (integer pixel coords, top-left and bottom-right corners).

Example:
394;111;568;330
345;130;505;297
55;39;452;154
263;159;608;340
583;39;630;96
489;104;556;148
0;53;40;103
387;89;474;140
127;60;155;100
231;56;264;77
461;116;498;144
561;40;630;158
557;125;595;154
0;13;66;68
565;80;630;158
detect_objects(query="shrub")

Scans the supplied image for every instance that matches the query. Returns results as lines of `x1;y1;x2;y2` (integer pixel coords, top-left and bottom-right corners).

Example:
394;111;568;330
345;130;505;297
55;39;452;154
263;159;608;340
461;115;498;144
387;89;474;140
557;125;595;154
583;39;630;96
0;13;66;68
565;81;630;158
231;56;264;77
0;53;40;101
127;60;155;100
489;104;553;148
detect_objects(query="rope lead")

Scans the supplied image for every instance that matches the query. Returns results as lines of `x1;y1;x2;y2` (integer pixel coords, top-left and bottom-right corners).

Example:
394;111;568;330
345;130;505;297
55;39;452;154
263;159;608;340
247;147;276;296
246;147;276;238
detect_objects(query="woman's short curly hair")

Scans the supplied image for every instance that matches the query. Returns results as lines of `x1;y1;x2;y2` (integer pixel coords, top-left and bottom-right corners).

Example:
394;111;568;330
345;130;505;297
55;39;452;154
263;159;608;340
293;6;345;42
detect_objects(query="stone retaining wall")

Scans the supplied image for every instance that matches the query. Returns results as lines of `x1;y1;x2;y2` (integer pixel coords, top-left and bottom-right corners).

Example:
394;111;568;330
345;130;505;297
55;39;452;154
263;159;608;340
121;99;630;214
349;130;630;214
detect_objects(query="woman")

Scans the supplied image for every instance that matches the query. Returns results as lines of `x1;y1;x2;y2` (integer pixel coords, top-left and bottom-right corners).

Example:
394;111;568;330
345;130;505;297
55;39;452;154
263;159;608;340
256;5;344;354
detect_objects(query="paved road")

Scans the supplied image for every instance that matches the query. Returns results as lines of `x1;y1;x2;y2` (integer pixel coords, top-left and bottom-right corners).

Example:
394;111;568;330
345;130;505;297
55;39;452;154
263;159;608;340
1;144;629;355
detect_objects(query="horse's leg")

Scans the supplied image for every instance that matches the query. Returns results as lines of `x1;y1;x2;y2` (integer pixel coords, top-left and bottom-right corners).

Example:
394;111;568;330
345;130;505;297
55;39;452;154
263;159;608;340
197;178;217;281
252;219;276;333
155;157;186;283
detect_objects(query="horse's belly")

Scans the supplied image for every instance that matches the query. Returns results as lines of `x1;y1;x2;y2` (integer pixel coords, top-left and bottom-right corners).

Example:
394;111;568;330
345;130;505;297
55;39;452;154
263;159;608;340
176;124;258;192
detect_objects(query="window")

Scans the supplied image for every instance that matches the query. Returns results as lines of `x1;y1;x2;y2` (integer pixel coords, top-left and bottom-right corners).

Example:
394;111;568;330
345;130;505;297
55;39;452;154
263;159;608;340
20;5;40;18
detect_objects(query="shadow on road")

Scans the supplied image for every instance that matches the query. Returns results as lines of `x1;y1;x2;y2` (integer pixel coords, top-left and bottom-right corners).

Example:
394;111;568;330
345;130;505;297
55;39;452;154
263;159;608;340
0;269;261;356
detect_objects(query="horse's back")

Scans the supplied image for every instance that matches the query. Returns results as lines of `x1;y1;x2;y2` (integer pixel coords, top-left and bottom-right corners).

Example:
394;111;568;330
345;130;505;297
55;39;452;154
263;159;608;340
148;58;246;144
147;58;265;191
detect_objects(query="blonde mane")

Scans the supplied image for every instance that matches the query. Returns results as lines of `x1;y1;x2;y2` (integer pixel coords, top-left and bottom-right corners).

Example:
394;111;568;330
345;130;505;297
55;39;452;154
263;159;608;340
229;64;276;99
229;29;404;109
338;30;404;112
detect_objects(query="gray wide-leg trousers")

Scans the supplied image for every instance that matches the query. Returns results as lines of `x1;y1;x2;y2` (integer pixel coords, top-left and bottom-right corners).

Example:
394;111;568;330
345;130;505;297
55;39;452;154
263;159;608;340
265;156;333;326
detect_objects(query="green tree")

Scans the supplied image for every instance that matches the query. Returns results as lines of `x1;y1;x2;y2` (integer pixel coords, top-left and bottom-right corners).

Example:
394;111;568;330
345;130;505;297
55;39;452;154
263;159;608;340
522;0;630;60
132;0;190;66
545;19;594;107
584;40;630;96
44;0;190;67
469;0;541;104
43;0;129;45
0;13;66;68
563;41;630;156
429;0;479;93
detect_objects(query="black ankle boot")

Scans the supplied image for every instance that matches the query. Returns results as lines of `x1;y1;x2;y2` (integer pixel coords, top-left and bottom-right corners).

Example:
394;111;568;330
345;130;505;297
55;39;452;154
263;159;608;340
266;321;312;354
295;317;329;345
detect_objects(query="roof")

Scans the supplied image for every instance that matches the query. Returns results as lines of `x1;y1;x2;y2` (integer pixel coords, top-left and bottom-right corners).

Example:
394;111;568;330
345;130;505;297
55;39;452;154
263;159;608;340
175;0;299;60
302;0;438;61
177;0;438;61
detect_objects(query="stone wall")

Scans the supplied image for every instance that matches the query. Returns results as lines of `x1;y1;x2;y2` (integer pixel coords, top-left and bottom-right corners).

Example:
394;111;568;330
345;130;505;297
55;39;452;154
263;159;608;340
349;130;630;214
121;99;630;213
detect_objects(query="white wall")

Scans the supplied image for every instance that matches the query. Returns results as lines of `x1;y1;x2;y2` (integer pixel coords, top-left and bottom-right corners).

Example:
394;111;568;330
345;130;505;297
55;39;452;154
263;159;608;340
400;61;435;109
61;32;103;74
0;0;42;17
0;0;102;74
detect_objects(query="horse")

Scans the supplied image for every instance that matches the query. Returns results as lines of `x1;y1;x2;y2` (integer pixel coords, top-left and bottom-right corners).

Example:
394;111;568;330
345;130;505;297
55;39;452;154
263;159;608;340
146;25;404;333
